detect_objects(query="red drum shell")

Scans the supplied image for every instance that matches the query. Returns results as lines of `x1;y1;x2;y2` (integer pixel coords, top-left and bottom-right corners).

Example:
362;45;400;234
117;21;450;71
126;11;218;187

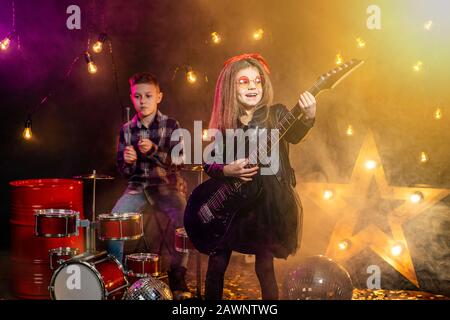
174;227;195;253
35;210;79;238
49;247;79;270
125;253;159;276
97;213;143;241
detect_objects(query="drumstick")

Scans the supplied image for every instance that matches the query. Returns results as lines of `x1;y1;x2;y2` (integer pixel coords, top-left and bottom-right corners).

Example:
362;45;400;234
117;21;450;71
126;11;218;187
126;107;131;145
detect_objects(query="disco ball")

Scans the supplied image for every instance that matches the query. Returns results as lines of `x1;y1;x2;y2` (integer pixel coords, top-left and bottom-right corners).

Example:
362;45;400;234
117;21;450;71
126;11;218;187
123;276;173;300
282;255;354;300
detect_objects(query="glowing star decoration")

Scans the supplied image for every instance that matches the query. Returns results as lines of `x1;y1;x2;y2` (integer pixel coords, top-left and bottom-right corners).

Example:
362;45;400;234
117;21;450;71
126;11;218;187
253;29;264;41
413;61;423;72
356;38;366;48
298;131;450;287
346;125;354;136
210;32;221;44
424;20;433;31
420;152;428;163
434;107;442;120
335;54;343;66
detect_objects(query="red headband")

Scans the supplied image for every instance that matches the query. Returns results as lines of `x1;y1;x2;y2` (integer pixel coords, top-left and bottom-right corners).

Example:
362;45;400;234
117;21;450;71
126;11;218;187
223;53;270;74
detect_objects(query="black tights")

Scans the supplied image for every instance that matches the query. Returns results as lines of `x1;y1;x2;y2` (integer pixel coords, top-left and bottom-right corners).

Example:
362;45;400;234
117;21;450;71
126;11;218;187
205;250;279;300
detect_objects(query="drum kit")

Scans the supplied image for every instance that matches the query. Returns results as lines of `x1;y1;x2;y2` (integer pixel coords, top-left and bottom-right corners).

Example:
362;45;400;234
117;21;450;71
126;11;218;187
33;167;204;300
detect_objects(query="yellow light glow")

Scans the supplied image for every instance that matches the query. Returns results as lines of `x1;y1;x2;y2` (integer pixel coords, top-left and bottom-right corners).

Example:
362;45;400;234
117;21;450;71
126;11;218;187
409;192;423;204
1;37;11;50
338;240;350;251
365;160;377;170
420;152;428;163
391;244;403;257
253;28;264;41
92;41;103;53
424;20;433;31
434;107;442;120
413;61;423;72
87;62;98;74
323;190;334;200
211;32;221;44
335;53;343;66
202;129;208;141
356;38;366;48
346;125;354;136
186;70;197;84
23;127;32;140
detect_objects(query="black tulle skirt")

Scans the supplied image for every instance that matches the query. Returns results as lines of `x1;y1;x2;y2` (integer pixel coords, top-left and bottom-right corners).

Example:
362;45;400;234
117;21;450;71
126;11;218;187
222;174;302;259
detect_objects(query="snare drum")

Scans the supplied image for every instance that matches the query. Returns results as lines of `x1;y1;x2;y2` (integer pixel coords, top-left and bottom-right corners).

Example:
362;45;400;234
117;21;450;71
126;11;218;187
49;247;79;270
49;251;128;300
175;227;195;253
98;213;143;241
34;209;79;237
125;253;159;277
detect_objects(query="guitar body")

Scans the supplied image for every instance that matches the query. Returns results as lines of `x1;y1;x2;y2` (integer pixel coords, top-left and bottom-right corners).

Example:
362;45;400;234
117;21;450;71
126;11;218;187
184;178;262;255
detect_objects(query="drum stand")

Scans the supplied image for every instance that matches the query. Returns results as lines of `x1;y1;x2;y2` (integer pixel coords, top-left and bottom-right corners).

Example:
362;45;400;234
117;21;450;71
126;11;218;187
73;170;114;253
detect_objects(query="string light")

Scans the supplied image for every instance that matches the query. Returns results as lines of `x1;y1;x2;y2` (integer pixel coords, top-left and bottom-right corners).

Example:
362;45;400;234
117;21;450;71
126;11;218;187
409;191;424;204
346;125;354;136
413;61;423;72
22;117;32;140
434;107;442;120
420;152;428;163
210;32;221;44
391;243;403;257
202;129;208;141
185;65;197;84
1;31;15;51
356;37;366;48
335;53;343;65
323;190;334;200
92;33;108;53
424;20;433;31
84;51;98;74
365;160;377;170
253;28;264;41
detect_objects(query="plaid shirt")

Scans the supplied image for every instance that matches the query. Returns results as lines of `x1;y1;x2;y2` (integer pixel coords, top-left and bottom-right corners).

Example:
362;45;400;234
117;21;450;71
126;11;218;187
117;110;185;190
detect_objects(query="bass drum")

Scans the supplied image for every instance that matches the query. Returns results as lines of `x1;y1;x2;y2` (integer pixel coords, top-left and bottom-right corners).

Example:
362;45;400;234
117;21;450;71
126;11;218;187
49;251;128;300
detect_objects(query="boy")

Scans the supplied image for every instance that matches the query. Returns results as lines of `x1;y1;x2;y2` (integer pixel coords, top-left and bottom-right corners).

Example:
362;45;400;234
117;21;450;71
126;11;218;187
107;72;191;299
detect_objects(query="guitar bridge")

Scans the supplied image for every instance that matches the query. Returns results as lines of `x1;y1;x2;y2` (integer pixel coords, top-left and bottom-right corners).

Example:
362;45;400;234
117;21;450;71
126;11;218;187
198;204;214;224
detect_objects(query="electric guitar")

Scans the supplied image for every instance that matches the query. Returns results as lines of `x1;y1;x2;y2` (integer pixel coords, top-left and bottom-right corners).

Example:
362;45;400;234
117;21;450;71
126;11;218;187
184;59;364;255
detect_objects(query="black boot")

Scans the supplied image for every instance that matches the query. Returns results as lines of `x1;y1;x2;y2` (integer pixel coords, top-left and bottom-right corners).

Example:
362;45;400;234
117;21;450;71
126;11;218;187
168;267;192;300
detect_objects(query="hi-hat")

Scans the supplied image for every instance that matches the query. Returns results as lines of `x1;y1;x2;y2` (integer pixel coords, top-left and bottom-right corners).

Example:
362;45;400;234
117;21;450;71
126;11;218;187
181;165;204;172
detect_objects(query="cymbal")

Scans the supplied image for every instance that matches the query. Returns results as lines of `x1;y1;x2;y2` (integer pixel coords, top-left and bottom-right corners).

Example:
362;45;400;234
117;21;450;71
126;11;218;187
73;173;114;180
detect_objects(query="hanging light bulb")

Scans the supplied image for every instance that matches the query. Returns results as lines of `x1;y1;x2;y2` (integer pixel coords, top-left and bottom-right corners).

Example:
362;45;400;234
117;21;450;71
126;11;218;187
253;28;264;41
409;191;424;204
1;31;15;51
420;152;428;163
84;51;98;74
424;20;433;31
92;33;108;53
210;32;221;44
338;239;351;251
185;65;197;84
22;117;32;140
202;129;209;141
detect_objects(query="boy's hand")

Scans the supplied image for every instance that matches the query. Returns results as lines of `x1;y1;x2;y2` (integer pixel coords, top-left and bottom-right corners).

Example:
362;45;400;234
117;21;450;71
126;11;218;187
124;146;137;164
138;138;158;155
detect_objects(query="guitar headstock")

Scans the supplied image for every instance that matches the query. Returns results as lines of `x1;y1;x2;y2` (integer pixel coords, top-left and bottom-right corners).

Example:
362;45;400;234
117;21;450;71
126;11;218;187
310;59;364;96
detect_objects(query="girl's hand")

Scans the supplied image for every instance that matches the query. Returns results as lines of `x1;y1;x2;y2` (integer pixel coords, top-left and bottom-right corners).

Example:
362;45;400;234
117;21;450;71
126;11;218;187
298;91;316;120
223;158;259;182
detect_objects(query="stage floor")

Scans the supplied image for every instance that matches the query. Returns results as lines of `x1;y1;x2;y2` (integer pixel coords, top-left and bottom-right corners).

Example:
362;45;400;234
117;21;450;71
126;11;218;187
0;250;448;300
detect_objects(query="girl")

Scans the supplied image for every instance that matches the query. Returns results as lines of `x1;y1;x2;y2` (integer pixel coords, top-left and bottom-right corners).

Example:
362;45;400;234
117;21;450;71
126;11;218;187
203;53;316;299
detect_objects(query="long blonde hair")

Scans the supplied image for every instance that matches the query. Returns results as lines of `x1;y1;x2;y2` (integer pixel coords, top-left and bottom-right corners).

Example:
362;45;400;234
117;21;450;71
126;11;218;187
209;55;274;130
